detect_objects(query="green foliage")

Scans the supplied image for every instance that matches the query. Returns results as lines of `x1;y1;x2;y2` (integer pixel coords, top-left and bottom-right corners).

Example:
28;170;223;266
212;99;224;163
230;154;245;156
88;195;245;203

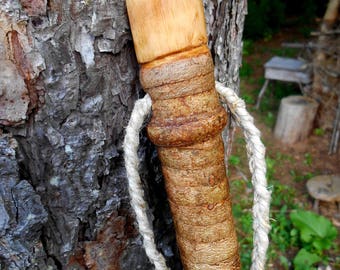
244;0;325;40
290;210;338;269
298;25;313;38
232;152;298;269
244;0;285;40
257;83;300;113
285;0;322;23
266;181;299;266
313;128;325;136
289;170;315;183
240;61;253;78
232;145;338;269
304;153;312;166
293;249;321;270
230;179;253;270
290;210;338;254
273;83;300;100
270;181;296;208
232;155;338;270
270;47;296;58
232;200;253;269
266;156;276;180
235;137;246;145
270;205;295;252
242;40;254;56
279;255;290;270
229;155;241;166
275;152;293;162
264;112;275;128
241;94;255;105
265;156;276;180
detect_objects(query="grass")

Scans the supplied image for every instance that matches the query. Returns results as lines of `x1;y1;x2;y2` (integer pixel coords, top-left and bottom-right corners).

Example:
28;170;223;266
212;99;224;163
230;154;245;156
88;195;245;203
240;61;254;78
230;151;338;269
289;170;315;183
230;141;292;268
313;128;325;136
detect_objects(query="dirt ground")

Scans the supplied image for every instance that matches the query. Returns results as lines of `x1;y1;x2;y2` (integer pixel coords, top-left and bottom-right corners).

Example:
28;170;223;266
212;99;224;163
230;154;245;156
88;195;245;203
228;26;340;268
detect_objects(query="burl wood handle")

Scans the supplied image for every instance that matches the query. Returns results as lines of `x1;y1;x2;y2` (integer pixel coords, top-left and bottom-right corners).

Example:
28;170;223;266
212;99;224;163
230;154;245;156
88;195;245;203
126;1;240;269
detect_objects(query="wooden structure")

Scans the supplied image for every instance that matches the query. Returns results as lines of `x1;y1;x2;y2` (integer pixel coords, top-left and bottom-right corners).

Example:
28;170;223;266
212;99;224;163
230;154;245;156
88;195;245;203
126;0;240;269
256;56;312;109
274;95;319;145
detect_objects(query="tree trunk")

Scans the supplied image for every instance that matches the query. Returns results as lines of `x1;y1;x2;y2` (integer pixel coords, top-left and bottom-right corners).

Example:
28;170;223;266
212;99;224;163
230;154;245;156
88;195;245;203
0;1;246;269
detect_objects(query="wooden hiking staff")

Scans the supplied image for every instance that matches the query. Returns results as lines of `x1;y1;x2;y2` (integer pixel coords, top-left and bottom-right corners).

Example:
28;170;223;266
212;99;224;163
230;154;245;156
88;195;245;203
126;0;240;269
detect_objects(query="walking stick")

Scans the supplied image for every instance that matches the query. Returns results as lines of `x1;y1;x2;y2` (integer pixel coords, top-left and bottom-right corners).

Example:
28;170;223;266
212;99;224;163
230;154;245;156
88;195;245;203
125;1;239;269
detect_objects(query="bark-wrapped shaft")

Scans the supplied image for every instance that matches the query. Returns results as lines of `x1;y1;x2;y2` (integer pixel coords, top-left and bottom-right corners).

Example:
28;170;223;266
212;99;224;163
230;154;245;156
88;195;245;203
140;45;240;269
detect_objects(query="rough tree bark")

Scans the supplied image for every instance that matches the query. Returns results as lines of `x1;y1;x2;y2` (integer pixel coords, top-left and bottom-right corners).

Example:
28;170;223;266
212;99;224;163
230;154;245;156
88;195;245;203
0;1;246;269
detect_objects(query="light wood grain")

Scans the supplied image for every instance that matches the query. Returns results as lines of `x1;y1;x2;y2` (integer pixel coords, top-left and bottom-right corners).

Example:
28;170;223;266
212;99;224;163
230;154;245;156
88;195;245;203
127;1;240;269
126;0;207;63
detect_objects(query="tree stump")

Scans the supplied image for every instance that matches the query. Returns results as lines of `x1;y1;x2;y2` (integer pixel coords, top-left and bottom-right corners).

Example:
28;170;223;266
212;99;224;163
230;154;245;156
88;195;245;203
306;174;340;213
274;95;319;144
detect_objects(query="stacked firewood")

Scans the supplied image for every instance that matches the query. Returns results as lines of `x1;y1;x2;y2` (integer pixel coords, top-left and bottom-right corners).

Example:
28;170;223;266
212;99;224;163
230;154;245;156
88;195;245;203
311;0;339;154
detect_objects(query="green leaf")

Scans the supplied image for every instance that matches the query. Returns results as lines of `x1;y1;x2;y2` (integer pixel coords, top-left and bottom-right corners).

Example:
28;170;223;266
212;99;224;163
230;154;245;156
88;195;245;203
293;249;321;270
313;128;325;136
279;255;289;270
290;210;338;245
229;155;241;166
312;238;333;252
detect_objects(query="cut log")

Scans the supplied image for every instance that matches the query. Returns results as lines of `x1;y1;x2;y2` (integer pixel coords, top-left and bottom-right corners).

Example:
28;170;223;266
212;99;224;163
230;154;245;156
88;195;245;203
307;174;340;203
274;95;319;144
306;174;340;213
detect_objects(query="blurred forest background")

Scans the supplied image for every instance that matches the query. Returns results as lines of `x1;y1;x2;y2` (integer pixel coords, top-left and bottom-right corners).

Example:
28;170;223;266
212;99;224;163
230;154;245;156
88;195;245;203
244;0;327;40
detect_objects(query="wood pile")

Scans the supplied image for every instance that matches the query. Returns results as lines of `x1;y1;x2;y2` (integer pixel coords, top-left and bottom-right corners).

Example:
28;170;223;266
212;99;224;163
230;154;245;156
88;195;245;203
311;0;339;154
283;0;340;153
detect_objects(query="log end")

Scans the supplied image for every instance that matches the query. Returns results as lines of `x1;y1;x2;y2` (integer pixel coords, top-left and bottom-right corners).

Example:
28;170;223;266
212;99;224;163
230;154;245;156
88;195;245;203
274;95;319;145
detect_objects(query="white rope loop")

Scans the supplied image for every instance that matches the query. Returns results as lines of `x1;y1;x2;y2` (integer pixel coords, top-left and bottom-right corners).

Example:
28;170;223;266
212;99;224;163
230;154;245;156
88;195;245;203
123;94;169;270
124;83;271;270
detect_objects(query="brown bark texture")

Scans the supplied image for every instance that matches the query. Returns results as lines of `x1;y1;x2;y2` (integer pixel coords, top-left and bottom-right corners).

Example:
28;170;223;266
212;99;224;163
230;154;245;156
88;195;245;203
0;1;246;269
204;0;247;161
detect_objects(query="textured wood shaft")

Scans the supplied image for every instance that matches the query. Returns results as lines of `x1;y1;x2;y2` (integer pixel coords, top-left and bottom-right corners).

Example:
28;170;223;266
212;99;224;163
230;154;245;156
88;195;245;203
126;0;207;63
140;46;240;269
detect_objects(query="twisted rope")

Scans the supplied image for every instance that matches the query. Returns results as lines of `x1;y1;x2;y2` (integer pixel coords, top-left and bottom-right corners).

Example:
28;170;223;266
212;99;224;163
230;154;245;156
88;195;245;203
216;82;271;270
123;82;271;270
123;95;169;270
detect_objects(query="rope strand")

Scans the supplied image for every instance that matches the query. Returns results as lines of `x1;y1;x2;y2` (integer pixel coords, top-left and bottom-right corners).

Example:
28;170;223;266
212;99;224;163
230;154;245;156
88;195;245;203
216;82;271;270
123;94;169;270
124;83;271;270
